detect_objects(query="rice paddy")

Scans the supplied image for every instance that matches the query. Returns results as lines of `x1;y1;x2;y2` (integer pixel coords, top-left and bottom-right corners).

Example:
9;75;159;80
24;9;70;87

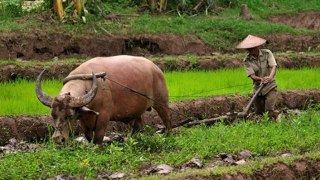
1;67;319;115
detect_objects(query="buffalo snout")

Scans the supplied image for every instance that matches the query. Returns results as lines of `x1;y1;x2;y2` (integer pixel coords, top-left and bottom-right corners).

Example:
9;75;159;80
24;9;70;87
52;130;68;144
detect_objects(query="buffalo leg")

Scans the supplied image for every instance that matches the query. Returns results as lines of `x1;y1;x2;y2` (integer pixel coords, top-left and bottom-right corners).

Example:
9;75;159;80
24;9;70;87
93;128;105;144
79;120;94;142
131;116;143;135
84;128;94;142
154;105;172;131
93;112;110;144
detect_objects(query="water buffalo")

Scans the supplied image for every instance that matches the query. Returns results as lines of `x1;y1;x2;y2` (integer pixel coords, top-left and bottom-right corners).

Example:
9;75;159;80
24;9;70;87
36;55;172;144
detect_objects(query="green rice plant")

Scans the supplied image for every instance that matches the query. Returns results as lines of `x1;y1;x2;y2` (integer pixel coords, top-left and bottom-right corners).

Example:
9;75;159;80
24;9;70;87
166;69;252;101
276;68;320;90
0;108;320;179
0;68;319;115
0;79;62;115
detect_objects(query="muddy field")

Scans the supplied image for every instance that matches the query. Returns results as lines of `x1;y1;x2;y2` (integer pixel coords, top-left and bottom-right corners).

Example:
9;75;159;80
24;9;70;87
1;89;319;146
1;11;320;178
0;12;320;61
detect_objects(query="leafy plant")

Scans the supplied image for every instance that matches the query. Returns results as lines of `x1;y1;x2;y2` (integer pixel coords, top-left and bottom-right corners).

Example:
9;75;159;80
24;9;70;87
0;0;23;17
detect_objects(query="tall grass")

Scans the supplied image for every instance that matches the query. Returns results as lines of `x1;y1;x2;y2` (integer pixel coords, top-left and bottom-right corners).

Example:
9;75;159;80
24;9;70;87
0;107;320;179
0;68;319;115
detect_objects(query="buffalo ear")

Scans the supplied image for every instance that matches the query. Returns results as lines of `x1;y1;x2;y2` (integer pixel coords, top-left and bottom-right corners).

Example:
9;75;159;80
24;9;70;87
77;106;99;119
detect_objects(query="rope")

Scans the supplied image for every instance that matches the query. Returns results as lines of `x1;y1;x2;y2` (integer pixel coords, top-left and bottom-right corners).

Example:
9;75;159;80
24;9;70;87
169;83;252;98
105;77;187;118
105;77;252;118
62;73;252;119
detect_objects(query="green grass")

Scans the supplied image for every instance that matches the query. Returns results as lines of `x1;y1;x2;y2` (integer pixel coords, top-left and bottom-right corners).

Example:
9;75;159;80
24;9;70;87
0;79;61;115
1;1;320;51
118;15;313;49
1;107;320;179
0;68;320;115
1;51;320;66
145;151;320;180
1;14;315;51
0;58;85;66
236;0;320;16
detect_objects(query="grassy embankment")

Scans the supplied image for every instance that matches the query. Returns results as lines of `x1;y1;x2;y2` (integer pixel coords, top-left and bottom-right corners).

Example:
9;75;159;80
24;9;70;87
1;51;320;66
1;68;320;115
1;0;320;51
0;107;320;179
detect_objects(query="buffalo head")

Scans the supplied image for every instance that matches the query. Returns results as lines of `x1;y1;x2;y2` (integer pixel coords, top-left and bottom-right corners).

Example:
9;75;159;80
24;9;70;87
35;70;98;144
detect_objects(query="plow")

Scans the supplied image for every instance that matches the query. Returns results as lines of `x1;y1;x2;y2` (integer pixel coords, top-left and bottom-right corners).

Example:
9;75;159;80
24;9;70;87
171;83;265;129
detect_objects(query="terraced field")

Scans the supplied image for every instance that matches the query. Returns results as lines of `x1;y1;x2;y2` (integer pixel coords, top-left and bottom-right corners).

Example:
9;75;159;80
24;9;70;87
1;0;320;179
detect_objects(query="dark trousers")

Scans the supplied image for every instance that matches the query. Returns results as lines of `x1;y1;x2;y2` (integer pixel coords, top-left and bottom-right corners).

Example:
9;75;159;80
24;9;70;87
254;88;277;115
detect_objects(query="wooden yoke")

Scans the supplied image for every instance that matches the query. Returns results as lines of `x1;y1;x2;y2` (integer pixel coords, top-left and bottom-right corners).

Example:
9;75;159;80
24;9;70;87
63;72;106;85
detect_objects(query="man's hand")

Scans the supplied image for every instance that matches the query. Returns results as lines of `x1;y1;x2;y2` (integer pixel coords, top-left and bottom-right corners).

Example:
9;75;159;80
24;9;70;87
262;76;272;84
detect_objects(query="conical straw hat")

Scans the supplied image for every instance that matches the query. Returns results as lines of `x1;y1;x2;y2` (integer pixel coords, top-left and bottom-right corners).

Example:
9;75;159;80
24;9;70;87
236;35;266;49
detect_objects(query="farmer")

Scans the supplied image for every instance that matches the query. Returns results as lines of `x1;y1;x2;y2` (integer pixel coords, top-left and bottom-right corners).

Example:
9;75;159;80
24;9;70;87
236;35;278;120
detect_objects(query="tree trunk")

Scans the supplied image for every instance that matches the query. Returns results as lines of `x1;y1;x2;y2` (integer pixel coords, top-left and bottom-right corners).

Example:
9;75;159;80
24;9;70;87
240;4;253;20
53;0;64;19
159;0;167;12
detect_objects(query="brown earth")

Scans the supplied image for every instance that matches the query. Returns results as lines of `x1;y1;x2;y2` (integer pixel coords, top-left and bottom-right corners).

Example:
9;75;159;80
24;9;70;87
268;12;320;30
1;53;320;82
185;159;320;180
1;89;319;145
0;31;209;61
1;31;320;61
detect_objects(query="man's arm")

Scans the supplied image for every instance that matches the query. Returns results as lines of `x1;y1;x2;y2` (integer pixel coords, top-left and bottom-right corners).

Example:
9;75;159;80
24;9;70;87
249;65;276;83
249;74;263;82
263;65;276;84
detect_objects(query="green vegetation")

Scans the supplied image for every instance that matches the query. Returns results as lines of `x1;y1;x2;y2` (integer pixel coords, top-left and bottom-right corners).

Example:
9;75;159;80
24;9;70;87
0;58;85;66
0;68;319;115
146;151;320;180
1;107;320;179
1;0;320;50
1;1;320;179
1;51;320;66
0;79;61;115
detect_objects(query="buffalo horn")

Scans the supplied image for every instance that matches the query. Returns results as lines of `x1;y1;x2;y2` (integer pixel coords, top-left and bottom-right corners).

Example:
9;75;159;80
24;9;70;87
69;72;98;108
35;69;54;107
